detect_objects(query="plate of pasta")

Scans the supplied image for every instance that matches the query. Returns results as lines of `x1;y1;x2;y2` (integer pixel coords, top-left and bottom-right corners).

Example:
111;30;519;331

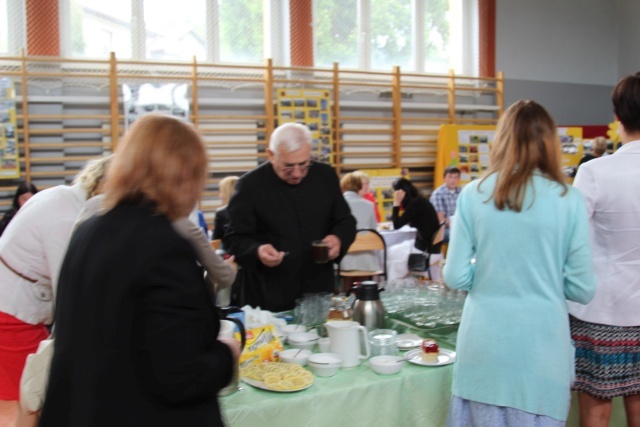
240;362;314;392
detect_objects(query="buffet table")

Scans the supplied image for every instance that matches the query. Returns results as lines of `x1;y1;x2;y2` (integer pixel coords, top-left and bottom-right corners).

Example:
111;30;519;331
220;326;457;427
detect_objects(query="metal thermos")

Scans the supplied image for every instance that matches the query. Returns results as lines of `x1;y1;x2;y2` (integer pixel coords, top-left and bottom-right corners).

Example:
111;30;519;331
348;281;386;330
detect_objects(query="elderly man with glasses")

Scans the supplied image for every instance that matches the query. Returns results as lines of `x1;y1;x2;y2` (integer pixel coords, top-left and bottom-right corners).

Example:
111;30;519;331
225;123;356;312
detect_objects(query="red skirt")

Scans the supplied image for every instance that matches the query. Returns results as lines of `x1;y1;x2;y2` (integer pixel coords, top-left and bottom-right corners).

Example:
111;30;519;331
0;311;49;400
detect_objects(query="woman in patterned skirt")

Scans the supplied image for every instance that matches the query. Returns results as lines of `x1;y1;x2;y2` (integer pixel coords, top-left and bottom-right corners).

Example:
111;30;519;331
568;72;640;426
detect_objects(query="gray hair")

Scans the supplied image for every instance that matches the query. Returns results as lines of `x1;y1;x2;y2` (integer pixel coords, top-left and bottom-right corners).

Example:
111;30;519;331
74;155;114;198
269;123;312;153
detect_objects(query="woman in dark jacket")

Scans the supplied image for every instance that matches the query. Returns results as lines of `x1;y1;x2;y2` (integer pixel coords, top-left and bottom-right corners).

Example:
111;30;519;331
0;181;38;236
39;115;239;427
391;178;440;253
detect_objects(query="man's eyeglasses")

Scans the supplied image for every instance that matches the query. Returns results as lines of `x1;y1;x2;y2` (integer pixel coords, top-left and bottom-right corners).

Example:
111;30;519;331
281;160;312;173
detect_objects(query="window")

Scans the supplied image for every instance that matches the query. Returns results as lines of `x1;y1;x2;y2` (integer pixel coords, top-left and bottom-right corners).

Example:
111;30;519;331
313;0;358;68
0;0;9;54
314;0;472;75
370;0;412;71
144;0;206;60
69;0;132;58
1;0;24;56
219;0;264;64
10;0;475;75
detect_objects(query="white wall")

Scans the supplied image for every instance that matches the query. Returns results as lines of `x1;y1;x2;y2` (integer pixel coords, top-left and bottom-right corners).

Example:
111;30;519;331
496;0;617;85
616;0;640;78
494;0;634;124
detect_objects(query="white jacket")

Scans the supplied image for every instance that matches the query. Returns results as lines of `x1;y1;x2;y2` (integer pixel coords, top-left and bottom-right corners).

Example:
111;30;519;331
568;140;640;326
0;184;86;325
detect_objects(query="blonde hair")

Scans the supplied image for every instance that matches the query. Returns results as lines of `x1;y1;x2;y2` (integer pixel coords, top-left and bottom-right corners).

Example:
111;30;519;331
352;170;370;185
592;136;607;156
219;175;239;206
480;100;566;212
103;115;207;221
73;155;114;198
340;172;363;193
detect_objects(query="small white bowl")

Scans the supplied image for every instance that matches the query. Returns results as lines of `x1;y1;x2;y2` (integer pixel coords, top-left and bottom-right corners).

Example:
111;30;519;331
279;348;312;366
287;332;319;351
282;324;307;336
307;353;343;377
369;355;404;375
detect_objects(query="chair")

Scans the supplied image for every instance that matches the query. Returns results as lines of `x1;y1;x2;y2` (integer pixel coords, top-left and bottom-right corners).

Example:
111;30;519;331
211;239;222;250
409;220;446;280
337;229;387;291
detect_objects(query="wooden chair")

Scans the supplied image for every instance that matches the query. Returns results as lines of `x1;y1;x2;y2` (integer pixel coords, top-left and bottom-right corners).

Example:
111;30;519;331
409;220;446;280
211;239;222;251
337;229;387;291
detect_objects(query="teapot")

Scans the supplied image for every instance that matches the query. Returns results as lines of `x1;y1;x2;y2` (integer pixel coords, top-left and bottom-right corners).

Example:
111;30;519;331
347;281;386;330
217;315;246;397
324;321;370;368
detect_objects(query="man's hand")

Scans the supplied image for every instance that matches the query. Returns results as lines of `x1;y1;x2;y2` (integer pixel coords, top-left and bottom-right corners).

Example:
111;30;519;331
257;244;286;267
323;235;341;260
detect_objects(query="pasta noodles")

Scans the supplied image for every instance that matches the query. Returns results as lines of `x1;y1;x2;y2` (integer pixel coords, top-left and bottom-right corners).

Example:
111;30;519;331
241;362;314;391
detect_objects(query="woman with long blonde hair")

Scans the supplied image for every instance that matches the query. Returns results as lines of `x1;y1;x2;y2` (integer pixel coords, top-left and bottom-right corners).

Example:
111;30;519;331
443;100;596;426
39;115;239;427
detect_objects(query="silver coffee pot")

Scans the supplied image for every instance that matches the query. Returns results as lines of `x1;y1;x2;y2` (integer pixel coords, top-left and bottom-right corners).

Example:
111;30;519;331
347;281;386;330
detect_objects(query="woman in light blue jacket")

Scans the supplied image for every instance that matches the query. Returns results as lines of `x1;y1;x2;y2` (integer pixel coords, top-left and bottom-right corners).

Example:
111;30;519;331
443;100;596;426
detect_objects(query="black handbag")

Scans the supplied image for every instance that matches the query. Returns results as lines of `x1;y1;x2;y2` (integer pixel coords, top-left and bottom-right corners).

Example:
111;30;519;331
407;252;428;272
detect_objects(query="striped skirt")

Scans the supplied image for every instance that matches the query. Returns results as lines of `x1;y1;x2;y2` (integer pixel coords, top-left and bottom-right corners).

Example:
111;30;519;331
570;315;640;399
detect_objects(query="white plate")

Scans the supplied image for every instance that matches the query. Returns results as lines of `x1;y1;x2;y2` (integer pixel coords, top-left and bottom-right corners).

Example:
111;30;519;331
241;376;313;393
396;333;423;350
404;348;456;366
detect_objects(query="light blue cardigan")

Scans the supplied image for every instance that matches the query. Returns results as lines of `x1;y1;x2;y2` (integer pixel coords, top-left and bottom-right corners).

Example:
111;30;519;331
443;173;595;421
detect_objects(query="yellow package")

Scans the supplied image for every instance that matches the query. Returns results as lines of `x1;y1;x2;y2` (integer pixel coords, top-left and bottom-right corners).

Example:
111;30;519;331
236;324;283;369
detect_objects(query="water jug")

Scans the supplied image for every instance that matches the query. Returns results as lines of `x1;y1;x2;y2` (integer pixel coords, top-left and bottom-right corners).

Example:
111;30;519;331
348;281;386;330
324;321;370;368
218;316;246;396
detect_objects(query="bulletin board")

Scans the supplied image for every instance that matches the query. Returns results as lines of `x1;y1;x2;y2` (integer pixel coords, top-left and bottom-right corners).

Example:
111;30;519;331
359;168;408;221
276;89;332;164
434;124;583;188
434;125;495;189
558;127;583;184
0;78;19;179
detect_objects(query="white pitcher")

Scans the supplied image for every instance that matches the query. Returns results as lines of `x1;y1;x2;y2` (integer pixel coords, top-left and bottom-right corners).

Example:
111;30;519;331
324;321;370;368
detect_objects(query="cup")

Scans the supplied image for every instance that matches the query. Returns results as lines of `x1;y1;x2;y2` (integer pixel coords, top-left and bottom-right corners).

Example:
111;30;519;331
318;337;331;353
368;329;398;357
312;240;329;264
218;319;245;397
218;320;236;339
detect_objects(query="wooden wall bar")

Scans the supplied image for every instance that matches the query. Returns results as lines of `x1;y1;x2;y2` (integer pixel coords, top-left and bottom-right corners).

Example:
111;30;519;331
0;53;503;220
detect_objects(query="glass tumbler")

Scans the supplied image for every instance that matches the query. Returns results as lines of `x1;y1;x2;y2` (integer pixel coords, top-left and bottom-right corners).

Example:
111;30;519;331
368;329;398;357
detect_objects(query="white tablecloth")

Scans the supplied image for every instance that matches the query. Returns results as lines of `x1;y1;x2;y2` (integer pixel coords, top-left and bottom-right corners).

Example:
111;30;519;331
378;224;443;281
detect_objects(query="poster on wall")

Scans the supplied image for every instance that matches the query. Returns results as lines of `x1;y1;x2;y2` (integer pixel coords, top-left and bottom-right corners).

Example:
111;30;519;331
123;83;190;130
276;89;332;164
434;125;496;189
558;127;583;183
456;129;495;184
0;78;20;179
435;124;583;189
